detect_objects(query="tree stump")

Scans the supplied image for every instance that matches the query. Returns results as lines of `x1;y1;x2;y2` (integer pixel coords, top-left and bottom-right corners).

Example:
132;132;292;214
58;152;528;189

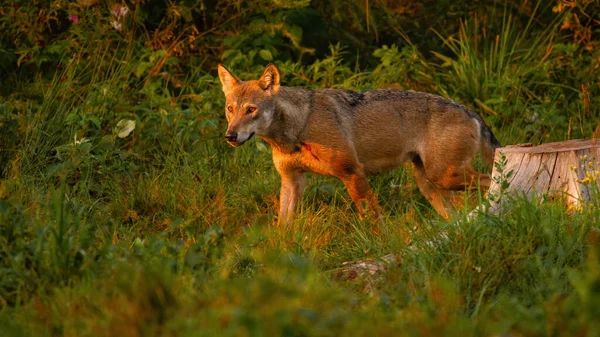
484;139;600;214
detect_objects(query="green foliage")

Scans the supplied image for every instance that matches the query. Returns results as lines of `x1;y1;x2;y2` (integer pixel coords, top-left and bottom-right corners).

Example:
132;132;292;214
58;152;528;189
1;0;600;335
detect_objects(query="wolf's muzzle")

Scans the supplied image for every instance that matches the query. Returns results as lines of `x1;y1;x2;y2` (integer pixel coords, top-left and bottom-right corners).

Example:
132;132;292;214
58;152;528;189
225;131;255;147
225;131;238;143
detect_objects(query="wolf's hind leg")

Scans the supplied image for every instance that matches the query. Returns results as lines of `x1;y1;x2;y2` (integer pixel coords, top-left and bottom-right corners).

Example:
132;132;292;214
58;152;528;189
412;163;457;219
414;162;491;218
432;165;491;192
420;151;491;192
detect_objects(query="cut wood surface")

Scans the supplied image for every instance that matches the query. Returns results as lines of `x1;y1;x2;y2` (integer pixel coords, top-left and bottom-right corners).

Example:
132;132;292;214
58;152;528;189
486;139;600;212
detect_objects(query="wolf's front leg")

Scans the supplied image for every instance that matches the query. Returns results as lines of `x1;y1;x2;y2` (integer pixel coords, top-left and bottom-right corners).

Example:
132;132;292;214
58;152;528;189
341;169;383;222
277;170;306;225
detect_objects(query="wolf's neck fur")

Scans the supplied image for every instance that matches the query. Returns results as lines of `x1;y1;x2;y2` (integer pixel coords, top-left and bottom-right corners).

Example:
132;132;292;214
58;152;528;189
260;86;313;154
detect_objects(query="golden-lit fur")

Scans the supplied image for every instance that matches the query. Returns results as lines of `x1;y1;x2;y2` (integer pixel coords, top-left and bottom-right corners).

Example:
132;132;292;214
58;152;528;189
218;63;500;223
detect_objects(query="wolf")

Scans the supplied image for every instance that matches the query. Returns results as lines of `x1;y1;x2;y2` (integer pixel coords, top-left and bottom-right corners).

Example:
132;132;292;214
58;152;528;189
218;63;500;224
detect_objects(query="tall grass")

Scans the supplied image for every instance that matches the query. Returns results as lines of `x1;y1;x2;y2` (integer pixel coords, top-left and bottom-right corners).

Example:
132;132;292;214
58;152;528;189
431;4;575;145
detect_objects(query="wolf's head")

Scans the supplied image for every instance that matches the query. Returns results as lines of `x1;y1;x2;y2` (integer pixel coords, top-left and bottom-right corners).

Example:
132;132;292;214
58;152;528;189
217;64;280;147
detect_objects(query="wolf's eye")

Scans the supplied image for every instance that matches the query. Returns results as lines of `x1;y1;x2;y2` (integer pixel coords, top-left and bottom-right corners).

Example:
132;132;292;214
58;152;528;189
227;106;233;113
246;107;257;114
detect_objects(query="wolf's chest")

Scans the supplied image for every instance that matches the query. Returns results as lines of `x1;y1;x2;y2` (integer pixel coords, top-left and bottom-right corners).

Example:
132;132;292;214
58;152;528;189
292;143;331;175
275;142;354;177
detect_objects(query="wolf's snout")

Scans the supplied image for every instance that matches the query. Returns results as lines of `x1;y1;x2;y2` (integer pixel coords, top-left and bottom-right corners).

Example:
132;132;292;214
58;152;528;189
225;131;238;142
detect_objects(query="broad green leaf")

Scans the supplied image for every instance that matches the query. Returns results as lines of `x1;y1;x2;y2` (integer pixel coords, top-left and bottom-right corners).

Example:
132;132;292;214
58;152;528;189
259;49;273;61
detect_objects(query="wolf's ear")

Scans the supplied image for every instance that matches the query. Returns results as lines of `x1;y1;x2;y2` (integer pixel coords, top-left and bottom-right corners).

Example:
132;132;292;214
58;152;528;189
258;63;280;93
218;64;240;95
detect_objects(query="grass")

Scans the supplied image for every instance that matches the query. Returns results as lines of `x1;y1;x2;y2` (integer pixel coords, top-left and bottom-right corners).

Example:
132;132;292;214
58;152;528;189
1;170;599;336
2;125;599;336
1;2;600;335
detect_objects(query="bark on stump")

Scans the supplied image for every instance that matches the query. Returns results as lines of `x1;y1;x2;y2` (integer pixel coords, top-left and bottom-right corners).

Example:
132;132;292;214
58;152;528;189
484;139;600;214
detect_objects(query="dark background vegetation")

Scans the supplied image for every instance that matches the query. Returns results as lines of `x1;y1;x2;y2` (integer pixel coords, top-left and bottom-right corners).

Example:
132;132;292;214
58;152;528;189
0;0;599;336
